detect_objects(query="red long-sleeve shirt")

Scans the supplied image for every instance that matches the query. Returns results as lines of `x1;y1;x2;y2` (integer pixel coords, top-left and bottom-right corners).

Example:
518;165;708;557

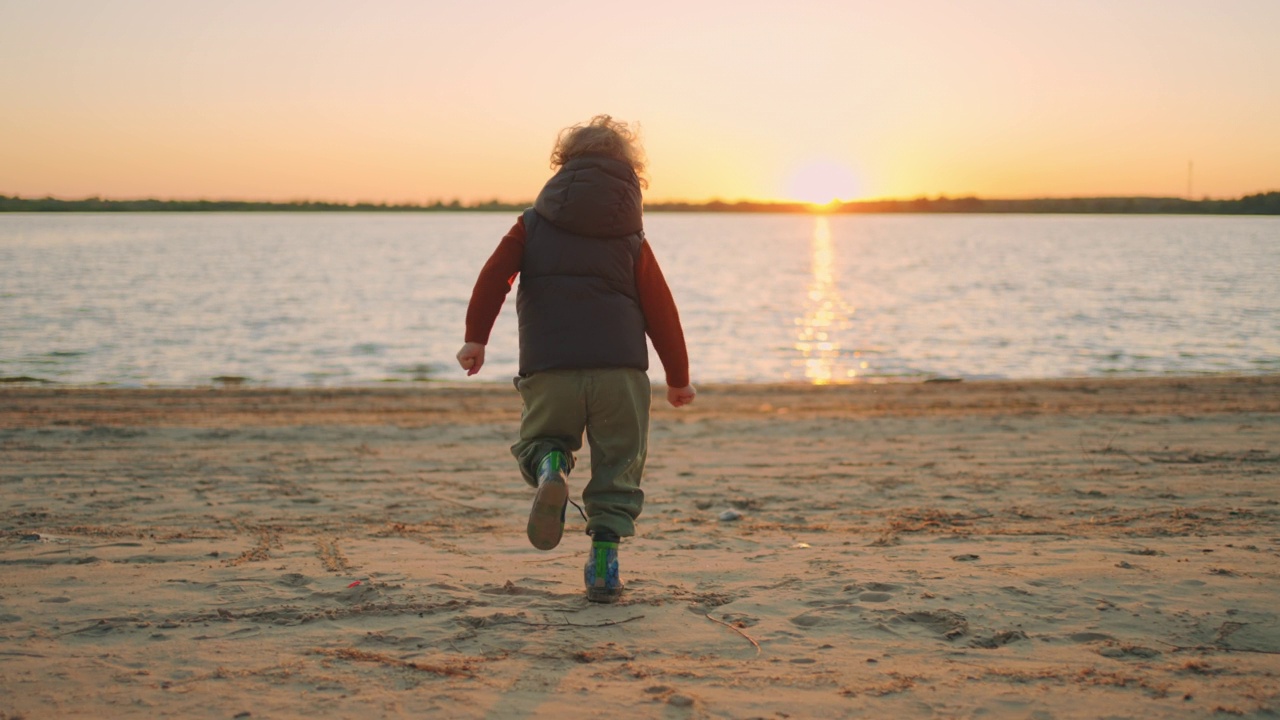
464;216;690;388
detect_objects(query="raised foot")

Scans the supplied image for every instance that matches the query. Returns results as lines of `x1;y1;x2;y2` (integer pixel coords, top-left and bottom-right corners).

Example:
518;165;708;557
526;478;568;550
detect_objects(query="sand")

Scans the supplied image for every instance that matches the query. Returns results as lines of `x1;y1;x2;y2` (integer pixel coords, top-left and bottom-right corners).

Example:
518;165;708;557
1;376;1278;719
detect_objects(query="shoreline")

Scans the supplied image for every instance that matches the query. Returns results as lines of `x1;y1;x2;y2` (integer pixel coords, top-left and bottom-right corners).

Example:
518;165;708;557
4;192;1280;214
5;369;1277;390
2;374;1278;717
3;375;1278;428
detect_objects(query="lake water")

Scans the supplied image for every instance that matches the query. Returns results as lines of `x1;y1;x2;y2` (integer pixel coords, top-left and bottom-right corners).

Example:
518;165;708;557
1;212;1277;386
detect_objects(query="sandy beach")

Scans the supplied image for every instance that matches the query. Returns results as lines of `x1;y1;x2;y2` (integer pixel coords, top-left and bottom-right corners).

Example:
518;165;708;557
2;375;1278;719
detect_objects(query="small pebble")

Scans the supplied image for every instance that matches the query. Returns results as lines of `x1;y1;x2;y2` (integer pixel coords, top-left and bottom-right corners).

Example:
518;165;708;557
718;510;742;522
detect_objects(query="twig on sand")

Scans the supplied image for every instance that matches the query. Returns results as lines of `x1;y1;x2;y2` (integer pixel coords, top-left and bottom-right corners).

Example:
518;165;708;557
435;496;488;512
501;615;645;629
705;613;761;655
1153;640;1280;656
311;648;475;677
1082;432;1150;465
522;554;575;564
1111;448;1150;465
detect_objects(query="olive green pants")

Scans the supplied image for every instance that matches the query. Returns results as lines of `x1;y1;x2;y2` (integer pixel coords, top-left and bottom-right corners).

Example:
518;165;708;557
511;368;650;538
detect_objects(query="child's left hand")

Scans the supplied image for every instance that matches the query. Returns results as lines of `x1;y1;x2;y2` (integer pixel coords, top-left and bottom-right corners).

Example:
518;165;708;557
456;342;486;376
667;384;696;407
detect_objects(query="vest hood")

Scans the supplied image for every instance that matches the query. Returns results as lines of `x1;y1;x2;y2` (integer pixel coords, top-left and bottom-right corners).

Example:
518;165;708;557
533;155;644;238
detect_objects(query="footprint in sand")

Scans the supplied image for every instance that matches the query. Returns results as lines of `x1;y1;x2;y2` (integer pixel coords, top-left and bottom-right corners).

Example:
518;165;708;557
720;612;759;627
459;611;532;629
790;603;858;627
969;629;1029;648
479;580;555;597
887;610;969;639
359;632;429;649
864;582;902;591
1098;644;1161;659
277;573;312;588
841;581;900;603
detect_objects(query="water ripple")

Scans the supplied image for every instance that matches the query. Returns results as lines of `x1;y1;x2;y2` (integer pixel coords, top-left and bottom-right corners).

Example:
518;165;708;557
1;212;1277;385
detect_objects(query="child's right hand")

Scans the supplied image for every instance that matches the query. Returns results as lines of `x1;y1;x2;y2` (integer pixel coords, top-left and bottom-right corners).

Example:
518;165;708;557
667;385;696;407
456;342;486;376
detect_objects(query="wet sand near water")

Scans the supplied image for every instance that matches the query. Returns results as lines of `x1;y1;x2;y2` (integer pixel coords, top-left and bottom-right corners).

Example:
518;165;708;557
2;376;1278;718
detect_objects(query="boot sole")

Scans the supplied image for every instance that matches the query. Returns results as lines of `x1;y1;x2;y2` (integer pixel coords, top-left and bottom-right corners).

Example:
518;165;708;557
587;585;624;604
526;479;568;550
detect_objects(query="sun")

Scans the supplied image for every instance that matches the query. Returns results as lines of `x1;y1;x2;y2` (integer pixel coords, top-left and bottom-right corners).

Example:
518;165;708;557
783;160;860;206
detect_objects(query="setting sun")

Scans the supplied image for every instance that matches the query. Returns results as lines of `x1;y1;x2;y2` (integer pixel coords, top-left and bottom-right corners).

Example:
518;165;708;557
783;161;861;206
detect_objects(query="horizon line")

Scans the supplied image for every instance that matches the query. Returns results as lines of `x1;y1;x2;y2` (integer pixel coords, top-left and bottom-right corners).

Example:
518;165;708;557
4;190;1279;209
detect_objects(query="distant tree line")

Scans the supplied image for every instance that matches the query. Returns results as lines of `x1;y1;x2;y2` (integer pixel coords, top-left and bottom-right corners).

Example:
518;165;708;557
2;192;1277;214
874;192;1280;215
0;196;529;213
647;192;1280;215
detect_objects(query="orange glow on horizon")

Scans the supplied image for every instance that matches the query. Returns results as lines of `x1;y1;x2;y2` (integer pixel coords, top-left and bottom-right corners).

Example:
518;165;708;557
1;3;1277;203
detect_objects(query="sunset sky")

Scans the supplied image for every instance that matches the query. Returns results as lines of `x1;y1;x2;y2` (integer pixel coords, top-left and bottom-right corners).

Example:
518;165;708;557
2;0;1278;204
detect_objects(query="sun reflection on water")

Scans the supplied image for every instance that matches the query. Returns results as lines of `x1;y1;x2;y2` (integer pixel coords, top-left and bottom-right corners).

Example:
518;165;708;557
794;216;859;384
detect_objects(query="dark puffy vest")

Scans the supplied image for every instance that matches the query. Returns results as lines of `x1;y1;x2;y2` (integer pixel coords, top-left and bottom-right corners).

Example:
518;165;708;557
516;156;649;375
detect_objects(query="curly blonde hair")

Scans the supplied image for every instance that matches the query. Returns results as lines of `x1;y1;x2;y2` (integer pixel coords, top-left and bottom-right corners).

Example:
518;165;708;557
550;114;648;189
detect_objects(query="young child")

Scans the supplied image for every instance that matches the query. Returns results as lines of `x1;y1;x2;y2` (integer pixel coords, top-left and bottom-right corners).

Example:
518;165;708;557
456;115;694;603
